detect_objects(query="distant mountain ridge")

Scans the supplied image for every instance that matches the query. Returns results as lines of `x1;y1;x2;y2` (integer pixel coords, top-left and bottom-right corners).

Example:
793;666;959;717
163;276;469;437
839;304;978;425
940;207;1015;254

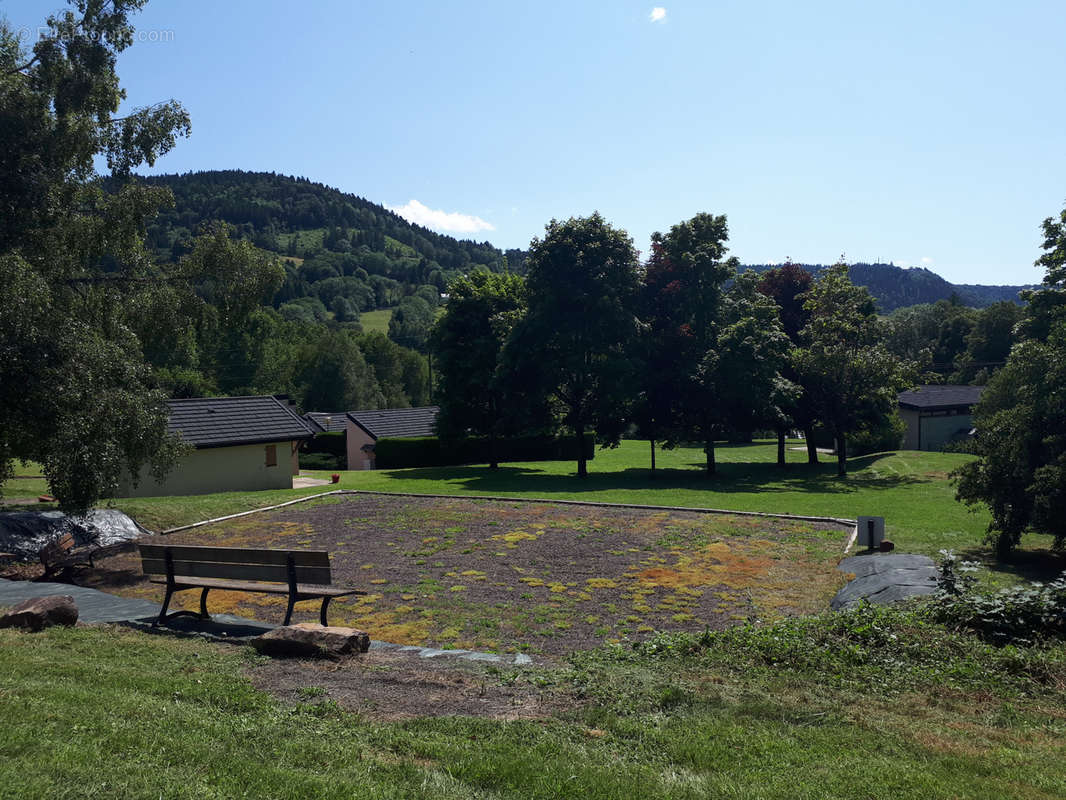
135;170;1031;314
742;262;1033;312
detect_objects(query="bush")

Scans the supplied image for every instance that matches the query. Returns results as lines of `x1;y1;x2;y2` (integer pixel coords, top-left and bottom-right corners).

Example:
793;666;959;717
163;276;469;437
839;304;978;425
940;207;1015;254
375;434;595;469
931;552;1066;645
301;431;346;470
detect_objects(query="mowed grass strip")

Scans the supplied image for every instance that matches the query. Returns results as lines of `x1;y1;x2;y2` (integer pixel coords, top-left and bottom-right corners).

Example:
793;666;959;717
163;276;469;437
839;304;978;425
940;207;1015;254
1;613;1064;800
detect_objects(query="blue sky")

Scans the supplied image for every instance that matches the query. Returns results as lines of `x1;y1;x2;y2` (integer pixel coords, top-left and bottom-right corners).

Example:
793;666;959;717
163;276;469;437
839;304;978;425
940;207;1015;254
3;0;1064;284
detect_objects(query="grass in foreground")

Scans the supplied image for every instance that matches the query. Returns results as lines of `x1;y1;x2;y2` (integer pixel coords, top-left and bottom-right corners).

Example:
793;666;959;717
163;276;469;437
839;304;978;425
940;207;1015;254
1;605;1064;799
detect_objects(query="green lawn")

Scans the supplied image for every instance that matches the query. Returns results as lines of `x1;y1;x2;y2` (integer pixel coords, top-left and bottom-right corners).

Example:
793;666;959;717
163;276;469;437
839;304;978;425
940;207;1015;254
359;307;393;334
307;440;994;559
1;608;1063;799
2;440;1045;575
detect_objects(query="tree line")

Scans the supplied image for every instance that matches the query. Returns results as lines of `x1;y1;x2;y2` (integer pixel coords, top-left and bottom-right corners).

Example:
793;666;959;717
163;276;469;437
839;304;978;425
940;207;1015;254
433;213;916;480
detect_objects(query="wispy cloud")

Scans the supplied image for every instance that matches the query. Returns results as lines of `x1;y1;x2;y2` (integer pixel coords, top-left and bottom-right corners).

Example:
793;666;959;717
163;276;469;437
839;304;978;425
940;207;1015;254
650;7;667;23
388;199;495;234
921;256;934;264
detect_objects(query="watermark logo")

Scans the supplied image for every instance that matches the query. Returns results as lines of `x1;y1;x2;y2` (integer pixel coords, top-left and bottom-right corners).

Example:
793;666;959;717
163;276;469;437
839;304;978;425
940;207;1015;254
15;27;175;44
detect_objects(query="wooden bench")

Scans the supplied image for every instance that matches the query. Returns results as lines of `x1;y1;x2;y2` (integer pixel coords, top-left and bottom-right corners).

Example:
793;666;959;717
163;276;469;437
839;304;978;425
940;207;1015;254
138;544;364;627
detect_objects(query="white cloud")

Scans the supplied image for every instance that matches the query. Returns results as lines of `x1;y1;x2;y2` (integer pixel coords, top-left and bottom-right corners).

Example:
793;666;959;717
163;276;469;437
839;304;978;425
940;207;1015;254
921;256;934;264
388;199;495;234
650;7;667;23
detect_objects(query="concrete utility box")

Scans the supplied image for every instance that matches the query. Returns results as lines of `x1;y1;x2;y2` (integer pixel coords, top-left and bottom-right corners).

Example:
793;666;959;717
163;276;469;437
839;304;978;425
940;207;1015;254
857;516;885;549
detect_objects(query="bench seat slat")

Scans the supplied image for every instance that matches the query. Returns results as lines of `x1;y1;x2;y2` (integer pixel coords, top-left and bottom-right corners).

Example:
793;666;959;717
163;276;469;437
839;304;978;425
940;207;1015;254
148;577;363;598
140;558;332;585
139;544;329;568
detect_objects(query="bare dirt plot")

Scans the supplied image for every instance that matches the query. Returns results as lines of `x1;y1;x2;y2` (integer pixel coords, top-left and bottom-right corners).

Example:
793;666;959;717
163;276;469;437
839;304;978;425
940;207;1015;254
85;494;850;656
247;648;562;722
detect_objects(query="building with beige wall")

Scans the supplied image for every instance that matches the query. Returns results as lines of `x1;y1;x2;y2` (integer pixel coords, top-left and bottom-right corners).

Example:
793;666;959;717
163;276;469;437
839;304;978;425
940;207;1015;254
898;385;983;452
116;396;315;498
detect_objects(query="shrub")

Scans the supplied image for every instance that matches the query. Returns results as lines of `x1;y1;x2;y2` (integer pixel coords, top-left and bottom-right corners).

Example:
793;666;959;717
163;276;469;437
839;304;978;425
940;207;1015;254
930;555;1066;646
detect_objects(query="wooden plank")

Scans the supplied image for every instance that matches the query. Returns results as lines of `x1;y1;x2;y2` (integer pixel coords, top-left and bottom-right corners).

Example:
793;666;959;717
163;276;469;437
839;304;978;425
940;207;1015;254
140;558;332;585
148;577;364;597
138;544;329;568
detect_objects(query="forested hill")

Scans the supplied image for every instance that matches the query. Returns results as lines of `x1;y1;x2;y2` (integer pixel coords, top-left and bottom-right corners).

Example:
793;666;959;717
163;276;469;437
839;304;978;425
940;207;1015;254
138;170;1027;315
137;169;528;276
744;262;1030;312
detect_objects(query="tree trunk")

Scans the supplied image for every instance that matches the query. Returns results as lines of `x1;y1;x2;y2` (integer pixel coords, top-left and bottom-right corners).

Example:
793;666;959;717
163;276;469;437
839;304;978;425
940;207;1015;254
576;421;587;478
705;437;716;476
836;434;847;477
650;437;656;473
777;430;786;467
488;426;498;471
804;426;818;464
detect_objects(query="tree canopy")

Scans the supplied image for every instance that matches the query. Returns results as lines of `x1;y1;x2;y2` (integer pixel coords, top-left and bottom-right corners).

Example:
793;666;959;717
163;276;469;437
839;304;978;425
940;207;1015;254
509;214;642;477
0;1;192;510
954;205;1066;559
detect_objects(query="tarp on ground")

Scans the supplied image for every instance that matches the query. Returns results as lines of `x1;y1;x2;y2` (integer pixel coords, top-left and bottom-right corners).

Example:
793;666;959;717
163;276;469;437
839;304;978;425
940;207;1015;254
0;509;151;561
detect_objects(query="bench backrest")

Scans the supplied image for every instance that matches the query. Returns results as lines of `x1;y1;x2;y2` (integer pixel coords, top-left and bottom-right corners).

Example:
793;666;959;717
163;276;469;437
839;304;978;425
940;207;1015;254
138;544;332;585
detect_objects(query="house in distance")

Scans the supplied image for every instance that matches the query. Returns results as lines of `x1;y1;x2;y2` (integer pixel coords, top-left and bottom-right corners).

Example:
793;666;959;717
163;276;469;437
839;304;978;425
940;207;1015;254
115;395;316;497
345;407;439;470
897;385;984;452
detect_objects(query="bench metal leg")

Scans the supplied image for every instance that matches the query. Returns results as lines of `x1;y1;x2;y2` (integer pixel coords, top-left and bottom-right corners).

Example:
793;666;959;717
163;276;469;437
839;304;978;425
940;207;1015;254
320;597;332;627
156;584;175;626
284;593;297;626
199;587;211;619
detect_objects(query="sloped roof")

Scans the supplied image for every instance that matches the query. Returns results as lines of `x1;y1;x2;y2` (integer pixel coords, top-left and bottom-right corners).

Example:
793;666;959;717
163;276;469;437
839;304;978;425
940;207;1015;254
898;385;984;411
346;407;439;440
167;396;315;449
304;412;348;434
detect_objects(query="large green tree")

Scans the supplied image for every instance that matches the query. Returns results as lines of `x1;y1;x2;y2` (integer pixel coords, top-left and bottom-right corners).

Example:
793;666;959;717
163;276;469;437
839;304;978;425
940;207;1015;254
954;206;1066;559
431;271;527;469
793;263;914;477
756;262;816;465
0;1;193;510
638;214;736;473
509;214;642;477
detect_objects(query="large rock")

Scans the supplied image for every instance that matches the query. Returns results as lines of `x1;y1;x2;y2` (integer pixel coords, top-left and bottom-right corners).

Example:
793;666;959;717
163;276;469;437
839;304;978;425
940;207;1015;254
251;623;370;658
0;595;78;631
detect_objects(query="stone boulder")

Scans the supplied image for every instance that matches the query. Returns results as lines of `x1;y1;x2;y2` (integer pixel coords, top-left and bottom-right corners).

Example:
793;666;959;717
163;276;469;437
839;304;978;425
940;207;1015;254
0;595;78;631
251;623;370;658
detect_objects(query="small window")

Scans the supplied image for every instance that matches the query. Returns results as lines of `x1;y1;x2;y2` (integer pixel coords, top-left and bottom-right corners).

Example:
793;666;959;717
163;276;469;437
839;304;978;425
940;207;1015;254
265;445;277;467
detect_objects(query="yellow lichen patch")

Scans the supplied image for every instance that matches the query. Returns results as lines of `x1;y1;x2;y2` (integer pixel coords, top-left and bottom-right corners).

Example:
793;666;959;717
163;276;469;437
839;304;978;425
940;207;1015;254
637;624;655;632
585;578;618;589
492;529;540;543
401;594;416;601
460;569;485;577
520;577;545;587
370;578;388;585
449;585;467;592
672;613;695;622
548;583;567;593
585;615;599;624
360;563;375;570
422;537;439;543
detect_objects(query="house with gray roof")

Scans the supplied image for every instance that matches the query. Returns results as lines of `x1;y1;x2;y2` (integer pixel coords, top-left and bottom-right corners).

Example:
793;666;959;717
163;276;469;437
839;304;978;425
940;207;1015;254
898;385;984;451
116;396;316;497
345;407;439;469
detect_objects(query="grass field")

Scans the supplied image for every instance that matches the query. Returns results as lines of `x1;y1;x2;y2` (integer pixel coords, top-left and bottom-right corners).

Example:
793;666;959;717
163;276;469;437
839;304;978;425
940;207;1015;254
4;445;1066;797
359;307;394;334
2;609;1064;799
3;440;1056;579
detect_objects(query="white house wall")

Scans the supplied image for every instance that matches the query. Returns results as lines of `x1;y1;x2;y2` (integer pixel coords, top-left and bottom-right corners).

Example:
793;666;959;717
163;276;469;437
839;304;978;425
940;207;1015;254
115;441;298;497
